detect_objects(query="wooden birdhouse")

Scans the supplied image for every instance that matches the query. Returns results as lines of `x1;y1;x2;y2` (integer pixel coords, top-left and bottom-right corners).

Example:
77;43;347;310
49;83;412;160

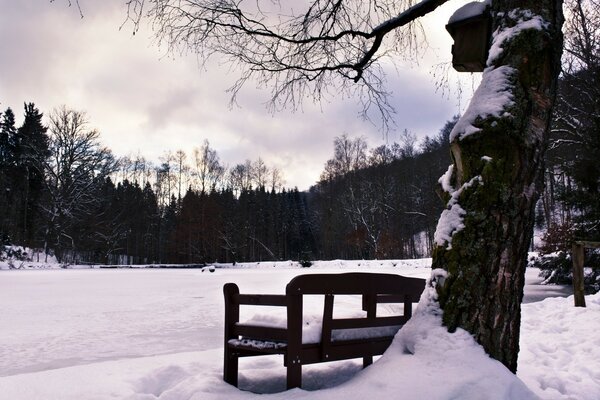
446;2;492;72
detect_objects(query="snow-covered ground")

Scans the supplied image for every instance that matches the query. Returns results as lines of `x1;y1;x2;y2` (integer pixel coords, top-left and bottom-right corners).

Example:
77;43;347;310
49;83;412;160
0;260;598;400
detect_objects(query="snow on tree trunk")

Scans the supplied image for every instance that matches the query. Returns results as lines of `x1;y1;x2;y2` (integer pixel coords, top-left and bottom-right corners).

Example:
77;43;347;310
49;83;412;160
431;0;564;373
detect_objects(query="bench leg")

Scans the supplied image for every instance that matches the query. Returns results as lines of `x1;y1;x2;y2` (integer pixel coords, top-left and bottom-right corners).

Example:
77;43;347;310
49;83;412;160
363;356;373;368
224;347;239;387
287;363;302;389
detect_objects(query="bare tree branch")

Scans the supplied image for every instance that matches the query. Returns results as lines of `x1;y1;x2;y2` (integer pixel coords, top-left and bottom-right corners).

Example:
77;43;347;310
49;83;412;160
50;0;84;18
122;0;449;130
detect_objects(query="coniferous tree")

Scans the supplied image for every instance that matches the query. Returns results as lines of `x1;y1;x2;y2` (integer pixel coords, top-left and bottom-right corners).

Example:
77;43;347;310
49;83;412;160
141;181;160;262
16;103;50;246
159;194;178;263
0;110;7;164
0;108;18;241
0;108;18;165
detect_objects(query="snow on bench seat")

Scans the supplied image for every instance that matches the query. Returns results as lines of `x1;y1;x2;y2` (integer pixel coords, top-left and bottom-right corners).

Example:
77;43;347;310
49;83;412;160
240;312;402;344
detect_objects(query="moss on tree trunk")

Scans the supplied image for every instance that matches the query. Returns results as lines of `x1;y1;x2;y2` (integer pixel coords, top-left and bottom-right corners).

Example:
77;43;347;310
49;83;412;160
432;0;564;373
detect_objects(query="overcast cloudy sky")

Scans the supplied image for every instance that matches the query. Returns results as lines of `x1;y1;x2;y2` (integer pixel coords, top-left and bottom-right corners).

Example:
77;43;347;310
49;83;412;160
0;0;473;190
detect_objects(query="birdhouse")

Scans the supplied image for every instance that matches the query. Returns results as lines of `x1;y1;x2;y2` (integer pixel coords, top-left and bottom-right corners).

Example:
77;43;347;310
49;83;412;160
446;2;492;72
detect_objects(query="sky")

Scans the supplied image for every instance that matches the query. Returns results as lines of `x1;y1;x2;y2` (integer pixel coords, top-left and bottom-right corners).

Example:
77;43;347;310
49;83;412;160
0;0;474;190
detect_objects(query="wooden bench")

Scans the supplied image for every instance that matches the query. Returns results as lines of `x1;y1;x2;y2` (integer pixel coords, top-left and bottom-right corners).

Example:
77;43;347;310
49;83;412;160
223;272;425;389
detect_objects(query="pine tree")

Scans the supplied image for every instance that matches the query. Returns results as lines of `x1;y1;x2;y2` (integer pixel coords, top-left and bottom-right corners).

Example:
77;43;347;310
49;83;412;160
16;103;50;245
0;110;6;165
0;108;18;166
0;108;18;241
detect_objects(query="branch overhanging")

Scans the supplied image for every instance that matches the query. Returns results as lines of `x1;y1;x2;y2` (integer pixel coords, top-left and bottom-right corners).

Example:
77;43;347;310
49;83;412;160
124;0;449;130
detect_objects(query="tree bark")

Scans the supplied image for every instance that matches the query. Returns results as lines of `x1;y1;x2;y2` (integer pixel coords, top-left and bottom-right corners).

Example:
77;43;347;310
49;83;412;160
431;0;564;373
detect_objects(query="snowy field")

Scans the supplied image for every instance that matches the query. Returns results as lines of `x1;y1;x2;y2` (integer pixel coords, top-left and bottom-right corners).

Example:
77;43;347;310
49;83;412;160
0;260;598;400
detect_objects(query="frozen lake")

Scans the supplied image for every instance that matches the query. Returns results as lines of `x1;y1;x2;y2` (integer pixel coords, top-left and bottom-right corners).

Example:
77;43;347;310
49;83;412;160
0;265;570;377
1;268;294;376
2;263;598;400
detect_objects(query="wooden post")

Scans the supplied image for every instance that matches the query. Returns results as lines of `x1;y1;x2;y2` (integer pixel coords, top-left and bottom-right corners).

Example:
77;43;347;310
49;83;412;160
223;283;240;386
362;294;376;367
286;293;303;389
572;243;586;307
321;294;334;363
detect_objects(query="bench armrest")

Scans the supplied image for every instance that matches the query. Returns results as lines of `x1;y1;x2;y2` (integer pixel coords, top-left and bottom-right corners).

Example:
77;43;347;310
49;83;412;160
224;284;289;345
235;294;287;306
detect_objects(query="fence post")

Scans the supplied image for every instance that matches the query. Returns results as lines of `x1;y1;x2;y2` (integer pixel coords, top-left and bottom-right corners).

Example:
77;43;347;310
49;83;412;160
572;243;586;307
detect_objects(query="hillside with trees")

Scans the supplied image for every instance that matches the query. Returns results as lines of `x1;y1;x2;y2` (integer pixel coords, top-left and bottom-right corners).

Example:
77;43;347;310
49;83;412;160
1;90;598;274
1;102;457;265
310;119;455;260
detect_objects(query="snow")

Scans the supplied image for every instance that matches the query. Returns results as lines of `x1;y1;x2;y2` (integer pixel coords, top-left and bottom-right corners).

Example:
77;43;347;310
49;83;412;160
433;175;482;249
228;338;287;350
447;8;549;144
0;245;58;269
438;164;454;193
487;10;548;66
241;311;401;344
0;260;597;400
433;202;466;249
449;65;516;141
448;0;490;25
519;293;600;399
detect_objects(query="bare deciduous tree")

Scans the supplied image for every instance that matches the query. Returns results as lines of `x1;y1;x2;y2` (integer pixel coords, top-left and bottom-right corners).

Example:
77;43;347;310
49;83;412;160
193;140;225;194
42;106;117;260
174;149;189;201
227;160;253;195
431;0;564;372
155;151;176;207
270;166;285;192
321;134;368;180
252;157;269;189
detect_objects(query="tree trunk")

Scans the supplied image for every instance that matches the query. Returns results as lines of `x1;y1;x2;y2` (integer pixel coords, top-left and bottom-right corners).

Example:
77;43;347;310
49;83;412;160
431;0;563;373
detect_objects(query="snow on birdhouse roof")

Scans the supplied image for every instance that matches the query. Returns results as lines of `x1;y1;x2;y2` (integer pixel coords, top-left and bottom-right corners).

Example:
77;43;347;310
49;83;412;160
448;0;491;24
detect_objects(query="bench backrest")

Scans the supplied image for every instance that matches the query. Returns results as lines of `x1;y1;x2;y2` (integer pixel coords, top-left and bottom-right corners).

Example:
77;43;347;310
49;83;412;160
224;272;425;347
283;273;425;361
286;272;425;298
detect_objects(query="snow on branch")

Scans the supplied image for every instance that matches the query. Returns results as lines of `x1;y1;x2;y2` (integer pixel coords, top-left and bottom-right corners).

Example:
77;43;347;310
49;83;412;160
487;9;549;66
434;175;482;249
449;66;516;141
438;164;454;193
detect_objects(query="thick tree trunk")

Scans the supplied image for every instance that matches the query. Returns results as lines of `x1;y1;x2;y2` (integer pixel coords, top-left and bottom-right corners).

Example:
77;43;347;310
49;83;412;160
431;0;563;373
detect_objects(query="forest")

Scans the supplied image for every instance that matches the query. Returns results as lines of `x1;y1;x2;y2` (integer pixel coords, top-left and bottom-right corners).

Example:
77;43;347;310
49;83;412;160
0;62;597;268
0;101;455;264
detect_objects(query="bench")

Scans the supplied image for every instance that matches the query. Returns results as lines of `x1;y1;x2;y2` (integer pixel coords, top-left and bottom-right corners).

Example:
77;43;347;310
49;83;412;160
223;272;426;389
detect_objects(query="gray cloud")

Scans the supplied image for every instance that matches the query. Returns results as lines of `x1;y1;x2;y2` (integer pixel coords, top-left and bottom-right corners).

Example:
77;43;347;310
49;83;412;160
0;0;471;191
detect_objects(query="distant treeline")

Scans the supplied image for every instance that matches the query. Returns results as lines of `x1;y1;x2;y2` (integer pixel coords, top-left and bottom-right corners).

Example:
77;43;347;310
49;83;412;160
0;103;455;264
